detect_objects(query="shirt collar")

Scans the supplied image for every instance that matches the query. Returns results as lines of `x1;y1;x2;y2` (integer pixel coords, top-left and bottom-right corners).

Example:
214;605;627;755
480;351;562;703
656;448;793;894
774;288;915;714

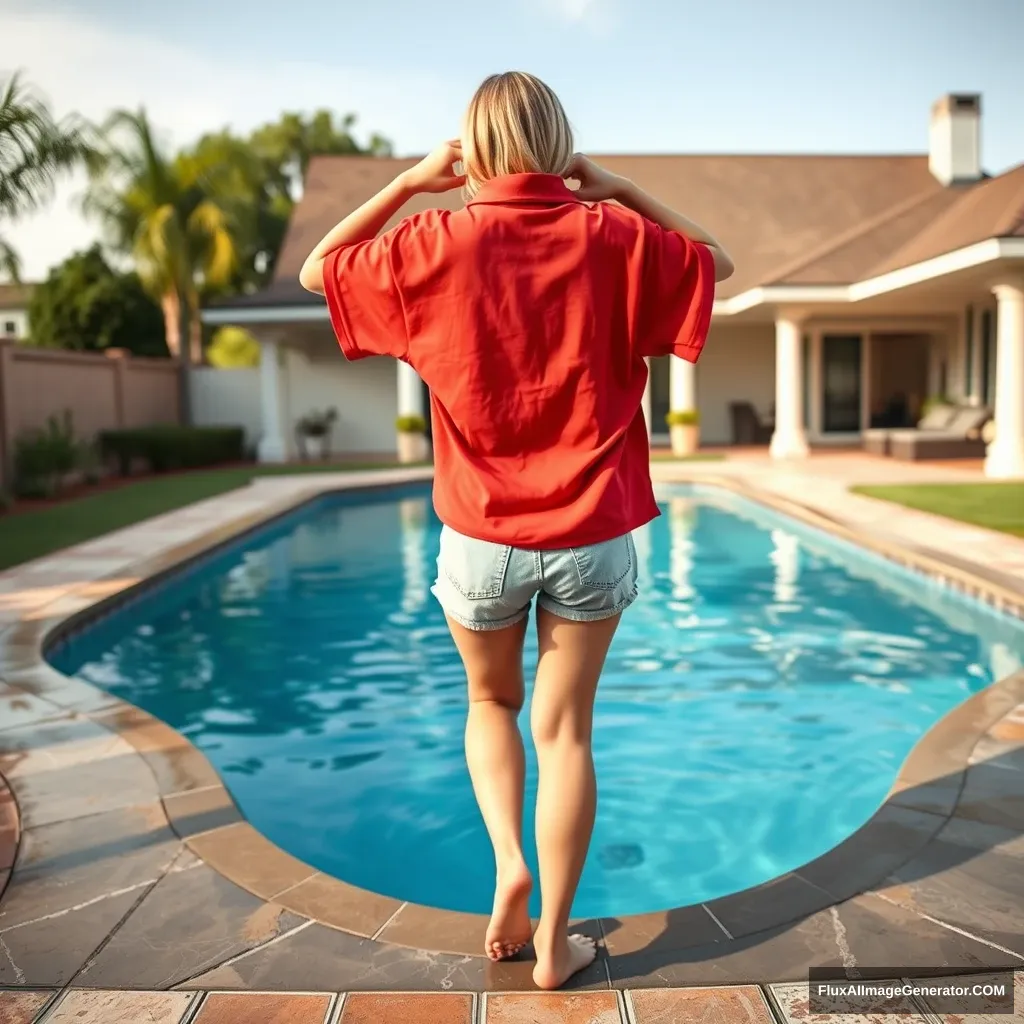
466;172;580;206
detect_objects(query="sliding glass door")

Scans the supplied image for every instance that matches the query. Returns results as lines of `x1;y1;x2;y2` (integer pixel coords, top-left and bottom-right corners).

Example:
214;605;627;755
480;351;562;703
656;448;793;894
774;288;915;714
822;334;863;433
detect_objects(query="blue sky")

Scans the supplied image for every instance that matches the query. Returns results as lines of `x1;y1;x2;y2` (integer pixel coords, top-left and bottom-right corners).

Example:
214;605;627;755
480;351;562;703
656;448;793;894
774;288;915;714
4;0;1023;278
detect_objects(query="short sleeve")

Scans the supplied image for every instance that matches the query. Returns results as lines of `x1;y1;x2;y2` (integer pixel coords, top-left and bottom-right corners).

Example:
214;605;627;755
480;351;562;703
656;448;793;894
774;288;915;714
634;219;715;362
322;221;413;362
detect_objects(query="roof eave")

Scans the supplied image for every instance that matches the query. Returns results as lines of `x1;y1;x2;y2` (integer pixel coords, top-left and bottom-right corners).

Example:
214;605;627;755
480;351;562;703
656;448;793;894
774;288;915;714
202;236;1024;326
717;236;1024;314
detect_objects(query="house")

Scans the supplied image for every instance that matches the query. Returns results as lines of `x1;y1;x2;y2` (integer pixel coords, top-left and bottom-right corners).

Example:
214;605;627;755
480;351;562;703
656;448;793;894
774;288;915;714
202;93;1024;478
0;283;33;340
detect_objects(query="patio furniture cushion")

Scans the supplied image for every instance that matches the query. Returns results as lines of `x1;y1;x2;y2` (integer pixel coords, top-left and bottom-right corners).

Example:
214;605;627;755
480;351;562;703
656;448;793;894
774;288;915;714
943;406;991;435
916;404;955;430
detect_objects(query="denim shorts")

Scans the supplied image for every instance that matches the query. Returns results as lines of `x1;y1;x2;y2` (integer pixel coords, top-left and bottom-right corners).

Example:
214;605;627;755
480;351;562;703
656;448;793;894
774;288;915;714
431;525;639;631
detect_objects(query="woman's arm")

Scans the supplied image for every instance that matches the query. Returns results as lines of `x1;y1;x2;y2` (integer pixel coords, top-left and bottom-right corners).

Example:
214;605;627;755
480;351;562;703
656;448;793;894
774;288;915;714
568;154;735;282
299;140;465;295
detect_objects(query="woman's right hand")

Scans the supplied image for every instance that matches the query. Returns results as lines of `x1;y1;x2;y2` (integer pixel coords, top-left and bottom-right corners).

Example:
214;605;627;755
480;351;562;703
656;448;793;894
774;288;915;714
400;140;466;194
566;153;629;202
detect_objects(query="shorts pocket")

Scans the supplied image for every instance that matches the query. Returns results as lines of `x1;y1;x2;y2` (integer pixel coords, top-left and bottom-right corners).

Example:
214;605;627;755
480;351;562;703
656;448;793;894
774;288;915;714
440;526;513;600
570;534;634;590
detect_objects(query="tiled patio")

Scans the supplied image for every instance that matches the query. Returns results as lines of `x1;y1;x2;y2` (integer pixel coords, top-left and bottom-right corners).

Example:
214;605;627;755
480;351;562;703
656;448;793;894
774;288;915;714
5;978;1024;1023
1;457;1023;1021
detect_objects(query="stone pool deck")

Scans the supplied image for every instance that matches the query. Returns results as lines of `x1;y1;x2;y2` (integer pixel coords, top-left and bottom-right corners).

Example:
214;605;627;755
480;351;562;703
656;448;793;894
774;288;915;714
1;456;1023;1022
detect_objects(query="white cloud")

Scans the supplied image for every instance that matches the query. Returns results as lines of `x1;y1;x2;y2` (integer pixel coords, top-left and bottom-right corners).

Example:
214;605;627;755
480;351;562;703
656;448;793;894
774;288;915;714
1;5;462;281
537;0;616;33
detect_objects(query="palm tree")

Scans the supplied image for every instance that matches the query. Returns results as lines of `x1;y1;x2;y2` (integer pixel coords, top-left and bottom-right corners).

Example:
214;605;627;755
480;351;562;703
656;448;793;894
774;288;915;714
0;71;93;282
84;109;236;365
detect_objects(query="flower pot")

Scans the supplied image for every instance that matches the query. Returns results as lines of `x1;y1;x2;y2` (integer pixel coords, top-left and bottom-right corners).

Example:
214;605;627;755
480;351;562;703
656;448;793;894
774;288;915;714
303;434;326;461
670;423;700;457
397;431;430;464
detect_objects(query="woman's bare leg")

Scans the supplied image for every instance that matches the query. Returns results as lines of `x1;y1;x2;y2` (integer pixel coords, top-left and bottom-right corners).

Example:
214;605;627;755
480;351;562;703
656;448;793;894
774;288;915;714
446;615;534;961
530;607;620;990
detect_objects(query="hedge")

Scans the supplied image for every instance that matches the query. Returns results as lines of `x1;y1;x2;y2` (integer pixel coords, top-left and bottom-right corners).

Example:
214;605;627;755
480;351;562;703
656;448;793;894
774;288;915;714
98;425;246;475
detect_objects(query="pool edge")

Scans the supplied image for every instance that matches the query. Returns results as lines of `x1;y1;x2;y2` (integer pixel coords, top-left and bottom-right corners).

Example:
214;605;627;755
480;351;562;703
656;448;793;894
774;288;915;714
0;465;1021;961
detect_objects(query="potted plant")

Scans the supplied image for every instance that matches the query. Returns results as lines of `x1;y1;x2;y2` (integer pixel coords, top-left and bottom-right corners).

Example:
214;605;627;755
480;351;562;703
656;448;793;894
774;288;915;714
396;414;430;464
296;408;337;461
665;409;700;457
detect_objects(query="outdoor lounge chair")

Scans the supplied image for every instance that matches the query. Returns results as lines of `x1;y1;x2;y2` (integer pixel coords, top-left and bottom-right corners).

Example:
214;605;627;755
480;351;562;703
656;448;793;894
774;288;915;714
729;402;774;445
887;406;991;461
862;402;956;456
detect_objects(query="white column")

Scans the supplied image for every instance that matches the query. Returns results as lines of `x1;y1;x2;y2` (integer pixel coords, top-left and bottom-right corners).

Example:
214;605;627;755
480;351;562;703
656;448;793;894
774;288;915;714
642;357;653;440
669;355;696;412
770;529;800;604
770;315;810;459
668;497;695;600
984;281;1024;479
257;337;287;463
397;359;425;418
399;497;429;614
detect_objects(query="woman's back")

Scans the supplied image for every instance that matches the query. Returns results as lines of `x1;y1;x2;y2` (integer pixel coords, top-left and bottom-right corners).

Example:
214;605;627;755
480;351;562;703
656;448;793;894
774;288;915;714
324;171;713;547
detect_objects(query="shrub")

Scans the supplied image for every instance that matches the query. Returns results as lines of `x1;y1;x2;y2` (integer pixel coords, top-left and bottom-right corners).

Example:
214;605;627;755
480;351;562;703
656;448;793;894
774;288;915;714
665;409;700;427
395;414;427;433
99;426;245;475
13;411;77;498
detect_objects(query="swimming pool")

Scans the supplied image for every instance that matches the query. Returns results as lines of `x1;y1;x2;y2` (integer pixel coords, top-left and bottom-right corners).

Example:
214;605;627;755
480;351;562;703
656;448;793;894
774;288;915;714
50;483;1024;920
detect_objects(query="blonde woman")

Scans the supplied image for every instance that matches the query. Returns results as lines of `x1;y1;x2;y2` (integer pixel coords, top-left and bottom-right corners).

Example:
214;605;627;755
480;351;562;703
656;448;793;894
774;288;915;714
300;71;732;990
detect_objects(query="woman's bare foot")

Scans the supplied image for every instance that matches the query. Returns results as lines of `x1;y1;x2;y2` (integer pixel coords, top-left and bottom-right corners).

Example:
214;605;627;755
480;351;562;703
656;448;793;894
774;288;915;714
532;933;598;990
485;861;534;961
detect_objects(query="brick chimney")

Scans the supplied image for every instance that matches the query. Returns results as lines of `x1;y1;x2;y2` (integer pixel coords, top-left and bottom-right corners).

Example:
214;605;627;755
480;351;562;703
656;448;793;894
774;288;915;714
929;94;982;185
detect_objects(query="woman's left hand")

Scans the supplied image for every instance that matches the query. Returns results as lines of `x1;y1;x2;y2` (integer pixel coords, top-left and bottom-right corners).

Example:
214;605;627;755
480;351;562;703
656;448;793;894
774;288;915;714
399;140;466;194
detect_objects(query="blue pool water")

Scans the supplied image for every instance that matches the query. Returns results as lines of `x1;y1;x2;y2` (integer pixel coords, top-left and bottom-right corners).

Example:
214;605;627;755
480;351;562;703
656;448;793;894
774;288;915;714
51;484;1024;919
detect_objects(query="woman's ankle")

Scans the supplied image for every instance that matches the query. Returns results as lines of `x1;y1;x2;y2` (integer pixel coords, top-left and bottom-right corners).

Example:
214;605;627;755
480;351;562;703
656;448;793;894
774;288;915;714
532;922;569;957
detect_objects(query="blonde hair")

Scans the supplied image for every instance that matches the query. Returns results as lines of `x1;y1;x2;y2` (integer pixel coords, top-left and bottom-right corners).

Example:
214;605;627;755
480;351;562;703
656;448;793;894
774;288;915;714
461;72;574;197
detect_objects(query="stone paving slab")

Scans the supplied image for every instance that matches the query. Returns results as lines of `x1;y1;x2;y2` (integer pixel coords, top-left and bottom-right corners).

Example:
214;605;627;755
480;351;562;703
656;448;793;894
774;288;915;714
340;992;473;1023
482;991;622;1023
769;981;928;1023
0;991;53;1024
628;985;774;1024
193;992;335;1023
43;990;197;1023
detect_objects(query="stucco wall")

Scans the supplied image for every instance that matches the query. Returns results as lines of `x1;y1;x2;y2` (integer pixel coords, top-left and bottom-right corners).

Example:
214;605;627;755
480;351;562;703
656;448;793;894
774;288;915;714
696;323;776;445
191;345;398;457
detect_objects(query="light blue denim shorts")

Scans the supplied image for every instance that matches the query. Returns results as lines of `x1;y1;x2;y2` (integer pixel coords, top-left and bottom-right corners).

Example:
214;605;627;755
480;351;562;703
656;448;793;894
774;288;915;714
431;525;639;631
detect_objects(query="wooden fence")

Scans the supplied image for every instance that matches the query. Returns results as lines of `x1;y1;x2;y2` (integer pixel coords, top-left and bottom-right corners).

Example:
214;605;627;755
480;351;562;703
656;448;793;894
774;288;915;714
0;341;182;488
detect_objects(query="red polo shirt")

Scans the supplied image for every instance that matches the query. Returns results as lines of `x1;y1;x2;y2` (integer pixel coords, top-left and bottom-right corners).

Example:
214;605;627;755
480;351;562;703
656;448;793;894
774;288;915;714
323;172;714;548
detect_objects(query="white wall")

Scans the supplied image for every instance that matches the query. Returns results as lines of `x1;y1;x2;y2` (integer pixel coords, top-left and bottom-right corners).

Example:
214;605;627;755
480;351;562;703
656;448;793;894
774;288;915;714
697;323;775;444
283;346;396;456
191;345;398;457
191;367;262;452
0;308;29;340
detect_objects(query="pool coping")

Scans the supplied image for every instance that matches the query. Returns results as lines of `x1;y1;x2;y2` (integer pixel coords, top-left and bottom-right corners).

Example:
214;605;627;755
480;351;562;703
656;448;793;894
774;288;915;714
1;465;1023;963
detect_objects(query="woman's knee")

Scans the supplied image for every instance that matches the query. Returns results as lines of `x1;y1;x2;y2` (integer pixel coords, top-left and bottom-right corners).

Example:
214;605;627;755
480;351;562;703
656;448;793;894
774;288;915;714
468;671;525;712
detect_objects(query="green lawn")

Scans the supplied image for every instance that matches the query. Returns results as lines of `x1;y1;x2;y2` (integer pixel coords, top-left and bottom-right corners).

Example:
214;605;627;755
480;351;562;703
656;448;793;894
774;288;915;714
852;482;1024;538
0;462;426;572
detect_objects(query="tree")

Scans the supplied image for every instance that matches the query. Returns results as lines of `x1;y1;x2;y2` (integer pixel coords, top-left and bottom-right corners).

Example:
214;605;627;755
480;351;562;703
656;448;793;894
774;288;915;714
0;71;93;282
84;109;236;364
187;111;392;293
27;245;166;356
206;325;260;368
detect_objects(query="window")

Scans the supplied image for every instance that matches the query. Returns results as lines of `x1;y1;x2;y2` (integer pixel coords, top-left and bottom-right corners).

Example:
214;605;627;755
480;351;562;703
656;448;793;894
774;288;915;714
980;309;995;407
802;334;811;428
2;320;15;337
963;305;974;398
822;334;863;432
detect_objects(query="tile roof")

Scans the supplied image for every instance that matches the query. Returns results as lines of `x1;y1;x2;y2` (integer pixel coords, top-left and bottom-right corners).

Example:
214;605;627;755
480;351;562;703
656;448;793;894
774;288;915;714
0;282;33;309
266;154;1023;303
868;161;1024;276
